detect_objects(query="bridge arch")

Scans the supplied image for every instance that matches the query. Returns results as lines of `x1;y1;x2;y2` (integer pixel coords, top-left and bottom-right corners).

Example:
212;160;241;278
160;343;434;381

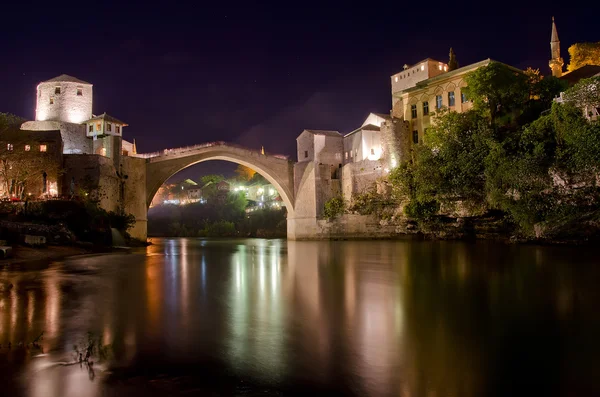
144;143;295;215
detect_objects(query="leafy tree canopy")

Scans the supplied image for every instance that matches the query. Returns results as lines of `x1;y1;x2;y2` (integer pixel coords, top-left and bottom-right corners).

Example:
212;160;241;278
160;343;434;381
567;42;600;72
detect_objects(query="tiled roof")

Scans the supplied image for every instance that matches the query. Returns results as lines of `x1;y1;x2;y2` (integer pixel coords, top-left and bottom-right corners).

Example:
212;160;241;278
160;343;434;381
84;112;128;126
42;74;91;85
560;65;600;86
303;129;342;137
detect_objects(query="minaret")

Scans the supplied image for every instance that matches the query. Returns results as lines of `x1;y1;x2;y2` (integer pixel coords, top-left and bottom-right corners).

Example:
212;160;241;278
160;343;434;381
549;16;564;77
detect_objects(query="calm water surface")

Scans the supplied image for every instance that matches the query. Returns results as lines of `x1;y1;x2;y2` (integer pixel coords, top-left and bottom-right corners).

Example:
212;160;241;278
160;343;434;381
0;238;599;396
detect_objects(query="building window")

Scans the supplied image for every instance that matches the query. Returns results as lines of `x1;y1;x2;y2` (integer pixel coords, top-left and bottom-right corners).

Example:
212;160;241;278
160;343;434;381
345;152;348;160
436;95;443;109
448;91;455;107
55;86;61;95
461;92;468;103
411;104;417;119
39;144;47;152
116;126;121;134
7;143;13;151
421;65;425;71
96;123;101;131
304;150;308;158
106;123;112;132
350;150;353;158
394;76;398;82
423;101;429;116
25;145;30;151
77;87;83;96
412;130;419;144
88;124;93;133
49;97;54;105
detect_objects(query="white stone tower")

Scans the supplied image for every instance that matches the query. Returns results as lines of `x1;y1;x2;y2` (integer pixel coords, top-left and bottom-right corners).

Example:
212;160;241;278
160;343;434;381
549;17;564;78
35;74;93;124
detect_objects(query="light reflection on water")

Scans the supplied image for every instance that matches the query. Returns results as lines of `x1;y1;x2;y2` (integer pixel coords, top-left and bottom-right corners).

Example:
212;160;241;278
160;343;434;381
0;238;599;396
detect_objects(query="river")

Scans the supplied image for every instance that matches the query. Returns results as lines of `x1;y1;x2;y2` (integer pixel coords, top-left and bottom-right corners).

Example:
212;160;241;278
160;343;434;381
0;238;599;396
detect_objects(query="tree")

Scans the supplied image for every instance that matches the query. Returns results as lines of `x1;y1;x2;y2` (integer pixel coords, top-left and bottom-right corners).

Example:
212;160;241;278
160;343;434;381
462;62;529;127
200;174;224;186
448;48;458;71
234;164;256;181
406;110;492;214
567;42;600;72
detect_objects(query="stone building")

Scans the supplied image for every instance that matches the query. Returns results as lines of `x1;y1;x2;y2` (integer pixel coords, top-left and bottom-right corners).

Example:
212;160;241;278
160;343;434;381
0;129;63;198
14;74;148;239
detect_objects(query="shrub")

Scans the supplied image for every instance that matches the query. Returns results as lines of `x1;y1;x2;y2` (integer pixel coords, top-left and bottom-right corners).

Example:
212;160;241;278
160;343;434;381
323;196;345;219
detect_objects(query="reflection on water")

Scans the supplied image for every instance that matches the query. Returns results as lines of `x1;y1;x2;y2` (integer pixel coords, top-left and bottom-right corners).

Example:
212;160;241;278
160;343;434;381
1;239;599;396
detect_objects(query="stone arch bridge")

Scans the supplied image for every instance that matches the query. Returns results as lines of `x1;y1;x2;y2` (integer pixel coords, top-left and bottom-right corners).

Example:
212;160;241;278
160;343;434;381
142;141;295;212
123;141;318;241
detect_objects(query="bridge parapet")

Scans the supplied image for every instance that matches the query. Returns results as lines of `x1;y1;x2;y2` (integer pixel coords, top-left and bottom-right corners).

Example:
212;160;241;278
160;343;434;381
134;141;290;162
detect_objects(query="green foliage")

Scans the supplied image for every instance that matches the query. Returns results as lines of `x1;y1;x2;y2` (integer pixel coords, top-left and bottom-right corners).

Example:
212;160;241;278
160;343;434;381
349;187;395;216
200;174;224;186
567;42;600;72
409;110;492;210
463;62;529;126
323;196;345;219
562;76;600;111
404;199;440;219
485;103;600;235
388;65;600;239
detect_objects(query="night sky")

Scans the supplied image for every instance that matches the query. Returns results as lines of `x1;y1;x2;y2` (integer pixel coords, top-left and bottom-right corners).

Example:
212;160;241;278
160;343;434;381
0;2;597;179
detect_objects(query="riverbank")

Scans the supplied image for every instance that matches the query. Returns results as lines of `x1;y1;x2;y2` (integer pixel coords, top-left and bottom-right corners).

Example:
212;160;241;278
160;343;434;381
0;244;94;266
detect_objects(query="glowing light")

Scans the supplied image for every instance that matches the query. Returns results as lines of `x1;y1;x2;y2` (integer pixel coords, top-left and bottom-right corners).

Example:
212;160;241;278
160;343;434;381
394;76;398;82
48;182;58;196
421;64;425;71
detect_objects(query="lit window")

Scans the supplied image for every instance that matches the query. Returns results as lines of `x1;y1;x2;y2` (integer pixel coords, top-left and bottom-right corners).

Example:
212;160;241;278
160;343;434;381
7;143;13;151
423;101;429;116
116;126;121;134
77;87;83;96
106;123;112;132
411;104;417;119
394;76;398;82
25;145;30;151
350;150;353;158
88;124;93;132
436;95;443;109
438;64;442;70
421;65;425;71
49;97;54;104
55;86;61;95
96;123;101;131
448;91;455;107
304;150;308;158
345;152;348;160
461;92;468;103
412;130;419;144
40;144;47;152
444;66;447;71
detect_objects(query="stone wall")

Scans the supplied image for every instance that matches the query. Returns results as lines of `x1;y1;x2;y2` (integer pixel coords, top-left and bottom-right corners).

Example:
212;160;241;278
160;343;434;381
22;121;91;154
62;155;120;212
341;160;384;200
313;214;410;239
121;156;147;240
